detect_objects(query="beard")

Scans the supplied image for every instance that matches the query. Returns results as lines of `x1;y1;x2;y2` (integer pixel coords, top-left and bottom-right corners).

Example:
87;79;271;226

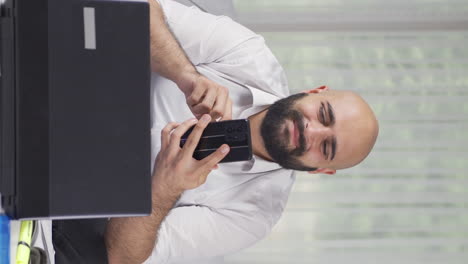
260;93;317;171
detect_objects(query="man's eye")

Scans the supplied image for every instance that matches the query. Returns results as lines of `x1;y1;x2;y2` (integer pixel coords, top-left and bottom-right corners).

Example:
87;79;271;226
322;141;328;158
320;103;326;124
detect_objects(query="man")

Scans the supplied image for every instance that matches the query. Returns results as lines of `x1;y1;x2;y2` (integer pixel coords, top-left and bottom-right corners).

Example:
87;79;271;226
105;0;379;263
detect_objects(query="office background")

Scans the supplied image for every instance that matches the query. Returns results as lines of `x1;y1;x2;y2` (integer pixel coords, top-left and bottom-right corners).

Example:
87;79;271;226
178;0;468;263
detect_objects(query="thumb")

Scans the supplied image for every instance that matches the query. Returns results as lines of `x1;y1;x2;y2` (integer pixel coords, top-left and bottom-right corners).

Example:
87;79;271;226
197;145;230;185
201;144;230;170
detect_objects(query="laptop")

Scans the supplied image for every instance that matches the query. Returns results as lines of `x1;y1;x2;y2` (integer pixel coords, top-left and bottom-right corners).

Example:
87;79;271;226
0;0;151;219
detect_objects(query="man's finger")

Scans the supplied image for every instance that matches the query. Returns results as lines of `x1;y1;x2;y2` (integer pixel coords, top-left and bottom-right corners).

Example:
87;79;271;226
220;98;233;121
196;144;229;185
210;86;228;120
168;118;198;151
181;114;212;156
191;86;217;116
200;144;230;171
161;122;179;149
186;85;206;106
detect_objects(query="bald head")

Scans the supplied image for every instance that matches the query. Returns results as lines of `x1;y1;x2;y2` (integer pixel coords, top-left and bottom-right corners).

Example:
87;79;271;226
318;90;379;169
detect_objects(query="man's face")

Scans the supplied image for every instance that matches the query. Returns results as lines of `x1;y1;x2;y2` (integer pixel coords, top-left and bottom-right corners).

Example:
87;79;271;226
260;89;378;171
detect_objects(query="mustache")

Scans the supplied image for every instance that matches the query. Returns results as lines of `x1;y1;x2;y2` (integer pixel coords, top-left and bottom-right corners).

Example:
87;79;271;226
288;111;306;157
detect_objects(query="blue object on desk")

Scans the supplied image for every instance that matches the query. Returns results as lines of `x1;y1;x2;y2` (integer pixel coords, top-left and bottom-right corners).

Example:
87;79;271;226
0;214;10;264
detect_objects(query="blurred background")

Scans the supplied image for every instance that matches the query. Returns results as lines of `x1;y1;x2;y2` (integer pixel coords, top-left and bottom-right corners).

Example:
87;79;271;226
179;0;468;263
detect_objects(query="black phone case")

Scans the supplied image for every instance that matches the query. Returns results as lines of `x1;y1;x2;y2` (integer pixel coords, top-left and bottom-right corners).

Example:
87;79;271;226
180;119;253;163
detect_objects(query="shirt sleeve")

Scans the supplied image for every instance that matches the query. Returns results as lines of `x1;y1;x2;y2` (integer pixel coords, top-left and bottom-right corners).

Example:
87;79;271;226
143;166;296;264
155;0;260;66
155;0;290;97
143;205;271;264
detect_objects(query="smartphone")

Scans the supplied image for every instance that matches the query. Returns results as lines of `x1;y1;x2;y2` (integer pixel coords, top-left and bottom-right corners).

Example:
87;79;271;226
180;119;252;163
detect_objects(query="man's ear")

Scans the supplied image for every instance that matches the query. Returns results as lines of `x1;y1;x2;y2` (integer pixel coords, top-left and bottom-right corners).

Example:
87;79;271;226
308;168;336;175
302;85;329;94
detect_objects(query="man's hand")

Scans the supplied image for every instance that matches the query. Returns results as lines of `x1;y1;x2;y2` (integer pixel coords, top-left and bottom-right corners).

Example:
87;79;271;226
153;114;230;197
106;114;230;264
148;0;233;121
176;72;233;121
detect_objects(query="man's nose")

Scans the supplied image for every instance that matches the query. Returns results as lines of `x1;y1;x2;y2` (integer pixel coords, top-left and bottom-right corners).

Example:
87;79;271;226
306;122;333;147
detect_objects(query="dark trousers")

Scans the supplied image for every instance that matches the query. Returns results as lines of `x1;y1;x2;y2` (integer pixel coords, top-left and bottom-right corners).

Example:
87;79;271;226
52;219;109;264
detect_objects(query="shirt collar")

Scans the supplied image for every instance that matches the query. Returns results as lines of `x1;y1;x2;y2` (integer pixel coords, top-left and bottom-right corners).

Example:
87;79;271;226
239;85;283;119
221;154;284;175
245;154;285;173
248;84;284;106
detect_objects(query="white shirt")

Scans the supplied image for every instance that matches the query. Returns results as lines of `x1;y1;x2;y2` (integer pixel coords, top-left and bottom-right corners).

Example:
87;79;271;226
145;1;296;263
